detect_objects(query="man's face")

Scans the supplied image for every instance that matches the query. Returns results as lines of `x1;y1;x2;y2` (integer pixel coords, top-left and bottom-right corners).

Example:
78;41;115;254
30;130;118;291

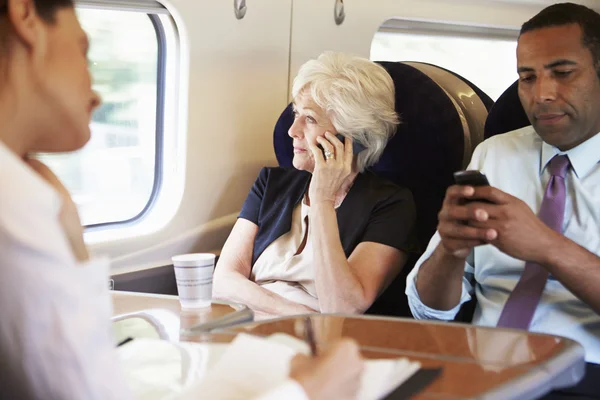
517;23;600;150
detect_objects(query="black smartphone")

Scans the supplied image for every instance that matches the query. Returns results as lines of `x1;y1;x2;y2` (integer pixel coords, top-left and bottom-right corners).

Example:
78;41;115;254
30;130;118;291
453;170;490;186
317;134;366;157
454;170;490;205
336;134;367;154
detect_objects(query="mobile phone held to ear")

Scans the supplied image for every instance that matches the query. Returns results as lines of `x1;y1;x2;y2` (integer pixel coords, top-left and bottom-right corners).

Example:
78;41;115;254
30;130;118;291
317;134;367;157
336;134;367;154
453;170;490;186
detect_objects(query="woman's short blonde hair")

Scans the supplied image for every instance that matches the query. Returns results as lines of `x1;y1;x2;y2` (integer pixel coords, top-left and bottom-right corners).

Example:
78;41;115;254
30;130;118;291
291;51;399;172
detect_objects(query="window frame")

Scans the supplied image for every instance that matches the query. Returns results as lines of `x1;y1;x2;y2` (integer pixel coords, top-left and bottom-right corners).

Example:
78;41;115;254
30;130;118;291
75;8;167;229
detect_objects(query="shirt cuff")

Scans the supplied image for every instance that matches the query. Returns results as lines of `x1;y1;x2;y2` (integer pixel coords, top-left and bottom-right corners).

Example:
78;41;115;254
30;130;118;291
405;270;471;320
254;380;309;400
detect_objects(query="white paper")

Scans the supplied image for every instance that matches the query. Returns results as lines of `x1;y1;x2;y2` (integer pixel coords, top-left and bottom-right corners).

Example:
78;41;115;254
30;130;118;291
183;333;421;400
118;334;421;400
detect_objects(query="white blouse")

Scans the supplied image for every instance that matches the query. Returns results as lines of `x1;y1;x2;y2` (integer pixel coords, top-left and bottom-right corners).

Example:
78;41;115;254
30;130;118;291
0;141;308;400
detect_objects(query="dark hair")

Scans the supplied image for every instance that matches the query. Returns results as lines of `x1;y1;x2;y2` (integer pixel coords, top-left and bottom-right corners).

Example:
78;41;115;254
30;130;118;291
35;0;74;22
520;2;600;75
0;0;74;23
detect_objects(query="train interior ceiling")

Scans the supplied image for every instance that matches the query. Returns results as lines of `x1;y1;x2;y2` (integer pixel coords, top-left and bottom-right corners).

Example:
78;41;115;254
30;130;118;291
59;0;598;300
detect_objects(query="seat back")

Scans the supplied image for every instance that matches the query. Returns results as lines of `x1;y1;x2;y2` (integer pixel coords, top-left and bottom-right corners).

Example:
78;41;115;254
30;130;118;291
404;62;492;167
273;61;485;316
428;64;495;113
484;80;531;139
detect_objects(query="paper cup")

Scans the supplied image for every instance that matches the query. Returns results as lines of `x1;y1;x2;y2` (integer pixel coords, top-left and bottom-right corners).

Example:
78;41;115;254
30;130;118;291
172;253;216;309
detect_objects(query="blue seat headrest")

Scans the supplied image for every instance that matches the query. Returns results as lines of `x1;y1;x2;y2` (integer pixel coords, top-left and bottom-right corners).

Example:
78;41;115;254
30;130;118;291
420;62;495;113
484;80;531;138
273;103;295;167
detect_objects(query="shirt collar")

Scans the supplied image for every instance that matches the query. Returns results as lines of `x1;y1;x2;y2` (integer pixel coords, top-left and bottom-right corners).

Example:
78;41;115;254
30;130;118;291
540;132;600;178
0;140;63;214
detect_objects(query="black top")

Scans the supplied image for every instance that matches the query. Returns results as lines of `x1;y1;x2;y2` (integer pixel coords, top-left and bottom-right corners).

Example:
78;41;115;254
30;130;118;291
239;167;418;266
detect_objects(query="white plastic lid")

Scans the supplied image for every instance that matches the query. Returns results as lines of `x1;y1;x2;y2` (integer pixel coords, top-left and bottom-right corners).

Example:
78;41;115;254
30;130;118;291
171;253;216;267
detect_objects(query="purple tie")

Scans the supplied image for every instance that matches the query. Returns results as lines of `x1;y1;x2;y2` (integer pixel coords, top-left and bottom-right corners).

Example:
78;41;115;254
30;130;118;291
496;155;571;330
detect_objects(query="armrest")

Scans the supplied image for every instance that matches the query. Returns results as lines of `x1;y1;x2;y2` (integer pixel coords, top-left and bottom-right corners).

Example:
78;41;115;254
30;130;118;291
112;308;181;342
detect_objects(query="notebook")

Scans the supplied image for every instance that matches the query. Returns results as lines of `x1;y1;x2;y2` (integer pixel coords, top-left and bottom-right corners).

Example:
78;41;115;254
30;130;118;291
181;333;422;400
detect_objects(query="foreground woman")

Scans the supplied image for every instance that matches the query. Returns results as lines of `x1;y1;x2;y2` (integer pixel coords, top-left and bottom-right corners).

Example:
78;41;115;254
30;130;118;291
0;1;363;399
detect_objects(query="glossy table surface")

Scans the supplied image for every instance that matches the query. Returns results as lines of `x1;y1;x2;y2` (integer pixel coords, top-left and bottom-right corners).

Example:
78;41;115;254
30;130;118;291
111;291;251;333
112;292;585;399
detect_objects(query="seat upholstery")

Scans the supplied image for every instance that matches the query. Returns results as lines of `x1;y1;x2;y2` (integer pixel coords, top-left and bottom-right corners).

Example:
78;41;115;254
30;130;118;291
484;80;531;139
429;63;495;112
273;61;476;317
403;61;491;169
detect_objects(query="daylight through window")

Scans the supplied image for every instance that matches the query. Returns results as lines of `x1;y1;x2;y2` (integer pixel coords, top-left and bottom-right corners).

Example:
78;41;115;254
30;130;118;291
371;27;518;100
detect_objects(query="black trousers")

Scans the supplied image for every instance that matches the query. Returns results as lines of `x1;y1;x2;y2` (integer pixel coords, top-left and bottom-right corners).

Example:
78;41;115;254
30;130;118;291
540;363;600;399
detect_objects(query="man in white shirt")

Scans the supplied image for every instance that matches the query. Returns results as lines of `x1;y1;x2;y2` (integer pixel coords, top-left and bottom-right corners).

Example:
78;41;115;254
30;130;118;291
406;3;600;398
0;1;364;399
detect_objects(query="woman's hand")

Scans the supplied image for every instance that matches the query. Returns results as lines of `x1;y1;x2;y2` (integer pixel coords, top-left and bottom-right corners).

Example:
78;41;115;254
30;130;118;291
307;132;354;206
25;158;89;263
290;338;364;400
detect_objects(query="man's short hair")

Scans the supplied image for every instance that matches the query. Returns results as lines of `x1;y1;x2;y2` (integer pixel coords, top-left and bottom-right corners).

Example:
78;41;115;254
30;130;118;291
520;2;600;76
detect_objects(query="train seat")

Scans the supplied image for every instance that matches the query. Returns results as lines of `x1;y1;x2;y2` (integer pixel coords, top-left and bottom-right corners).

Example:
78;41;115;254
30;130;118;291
273;61;485;317
484;80;531;139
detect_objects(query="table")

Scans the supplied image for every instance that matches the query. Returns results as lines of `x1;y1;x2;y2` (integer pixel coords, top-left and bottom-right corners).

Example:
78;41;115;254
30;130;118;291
112;293;585;399
111;291;252;337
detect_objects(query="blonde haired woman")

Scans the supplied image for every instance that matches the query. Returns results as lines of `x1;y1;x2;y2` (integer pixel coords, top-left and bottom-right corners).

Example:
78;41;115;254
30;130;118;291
214;52;417;319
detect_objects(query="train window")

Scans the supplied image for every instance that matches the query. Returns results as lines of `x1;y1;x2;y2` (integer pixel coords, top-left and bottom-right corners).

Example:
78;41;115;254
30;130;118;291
38;7;164;227
371;20;519;100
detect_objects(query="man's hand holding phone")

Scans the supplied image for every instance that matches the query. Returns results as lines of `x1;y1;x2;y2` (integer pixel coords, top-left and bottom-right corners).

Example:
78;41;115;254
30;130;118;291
448;169;561;265
437;170;498;258
439;170;559;264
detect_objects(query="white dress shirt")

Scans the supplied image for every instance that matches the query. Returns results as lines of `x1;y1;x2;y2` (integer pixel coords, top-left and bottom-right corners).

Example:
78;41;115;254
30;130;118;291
406;126;600;364
0;142;308;400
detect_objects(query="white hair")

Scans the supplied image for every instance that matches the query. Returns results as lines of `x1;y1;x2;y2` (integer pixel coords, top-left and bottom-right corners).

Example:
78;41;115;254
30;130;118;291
291;51;400;172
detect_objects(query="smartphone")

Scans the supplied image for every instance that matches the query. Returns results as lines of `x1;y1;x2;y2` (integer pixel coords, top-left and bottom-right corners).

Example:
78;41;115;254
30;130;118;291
336;134;367;154
453;170;490;186
454;170;490;205
317;134;366;157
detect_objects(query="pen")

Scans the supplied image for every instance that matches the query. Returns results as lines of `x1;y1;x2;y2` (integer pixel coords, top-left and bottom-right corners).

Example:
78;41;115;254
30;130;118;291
117;337;134;347
304;317;318;356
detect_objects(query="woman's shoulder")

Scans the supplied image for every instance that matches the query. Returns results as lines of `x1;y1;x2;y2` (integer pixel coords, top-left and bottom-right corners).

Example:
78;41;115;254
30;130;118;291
358;170;413;202
255;166;310;184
